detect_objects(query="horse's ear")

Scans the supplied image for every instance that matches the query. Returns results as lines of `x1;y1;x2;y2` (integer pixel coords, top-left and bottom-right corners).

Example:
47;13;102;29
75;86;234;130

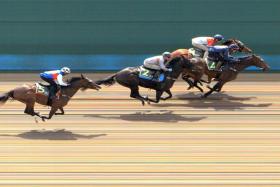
81;74;85;79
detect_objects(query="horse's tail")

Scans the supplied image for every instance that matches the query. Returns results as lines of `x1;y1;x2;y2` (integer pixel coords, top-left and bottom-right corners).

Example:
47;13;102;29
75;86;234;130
0;90;14;104
95;74;117;86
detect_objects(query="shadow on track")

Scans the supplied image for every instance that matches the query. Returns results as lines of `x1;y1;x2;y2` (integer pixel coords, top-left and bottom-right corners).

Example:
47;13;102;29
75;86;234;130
85;110;206;123
155;92;272;111
0;129;106;140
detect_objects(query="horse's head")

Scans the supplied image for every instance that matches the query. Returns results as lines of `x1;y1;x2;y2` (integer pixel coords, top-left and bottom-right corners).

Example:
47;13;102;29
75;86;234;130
251;55;270;72
224;39;252;53
80;74;101;91
69;75;101;91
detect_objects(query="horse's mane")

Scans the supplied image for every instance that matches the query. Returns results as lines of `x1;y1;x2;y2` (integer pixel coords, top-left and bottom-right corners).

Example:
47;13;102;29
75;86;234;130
166;56;193;69
166;56;182;66
68;77;82;83
222;38;236;45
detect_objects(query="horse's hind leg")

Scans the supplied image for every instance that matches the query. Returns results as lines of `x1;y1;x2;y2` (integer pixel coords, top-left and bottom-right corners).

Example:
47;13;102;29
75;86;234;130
130;87;146;106
24;101;40;117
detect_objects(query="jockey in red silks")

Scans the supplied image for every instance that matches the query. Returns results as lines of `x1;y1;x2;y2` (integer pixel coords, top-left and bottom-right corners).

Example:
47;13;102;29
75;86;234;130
191;34;224;59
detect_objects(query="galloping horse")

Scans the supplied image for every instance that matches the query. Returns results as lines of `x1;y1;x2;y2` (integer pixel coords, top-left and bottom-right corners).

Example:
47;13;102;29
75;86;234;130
171;39;253;92
96;57;193;105
0;74;101;121
201;54;270;97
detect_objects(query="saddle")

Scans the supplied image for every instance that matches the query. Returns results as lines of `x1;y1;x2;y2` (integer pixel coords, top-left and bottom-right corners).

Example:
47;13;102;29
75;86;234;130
138;66;165;82
189;48;204;58
35;83;58;106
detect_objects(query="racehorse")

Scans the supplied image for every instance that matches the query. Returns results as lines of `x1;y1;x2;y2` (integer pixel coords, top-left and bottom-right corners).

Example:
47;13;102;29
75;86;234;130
201;54;270;98
95;57;193;105
171;39;253;92
0;74;101;121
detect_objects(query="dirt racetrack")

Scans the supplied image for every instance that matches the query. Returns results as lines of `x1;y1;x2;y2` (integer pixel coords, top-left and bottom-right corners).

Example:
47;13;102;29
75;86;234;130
0;73;279;186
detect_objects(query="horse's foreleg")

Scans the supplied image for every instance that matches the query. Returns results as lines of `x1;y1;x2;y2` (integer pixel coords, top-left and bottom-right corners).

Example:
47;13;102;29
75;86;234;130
55;107;65;115
42;107;58;121
202;82;221;98
146;90;163;103
215;82;225;92
161;90;172;100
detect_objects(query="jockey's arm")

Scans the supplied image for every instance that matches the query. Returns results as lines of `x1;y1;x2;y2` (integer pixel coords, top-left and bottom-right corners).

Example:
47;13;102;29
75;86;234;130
159;59;169;71
57;74;68;86
221;48;232;62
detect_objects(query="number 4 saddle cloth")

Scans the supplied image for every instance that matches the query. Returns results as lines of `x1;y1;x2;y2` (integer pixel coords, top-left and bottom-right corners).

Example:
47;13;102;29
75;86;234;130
138;66;165;82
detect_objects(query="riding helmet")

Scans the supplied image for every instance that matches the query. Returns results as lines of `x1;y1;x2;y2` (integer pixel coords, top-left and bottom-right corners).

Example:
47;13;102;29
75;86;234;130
61;67;71;74
213;34;224;41
162;51;171;58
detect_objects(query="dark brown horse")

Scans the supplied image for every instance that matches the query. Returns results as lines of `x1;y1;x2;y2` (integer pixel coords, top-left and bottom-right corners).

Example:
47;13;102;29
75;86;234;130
0;74;101;121
202;54;270;98
96;57;192;105
171;39;253;92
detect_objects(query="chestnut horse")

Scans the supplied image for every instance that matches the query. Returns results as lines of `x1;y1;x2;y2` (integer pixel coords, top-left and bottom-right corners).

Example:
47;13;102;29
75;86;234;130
0;74;101;121
185;55;269;98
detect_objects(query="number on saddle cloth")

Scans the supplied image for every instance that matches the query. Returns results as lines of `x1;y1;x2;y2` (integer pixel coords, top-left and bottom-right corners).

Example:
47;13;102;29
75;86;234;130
205;59;217;70
35;83;50;96
138;66;165;82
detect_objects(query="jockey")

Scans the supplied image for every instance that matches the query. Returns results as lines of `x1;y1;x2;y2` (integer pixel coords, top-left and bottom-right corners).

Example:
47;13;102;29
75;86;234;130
191;34;224;59
207;44;240;71
40;67;71;100
143;52;173;80
144;51;172;71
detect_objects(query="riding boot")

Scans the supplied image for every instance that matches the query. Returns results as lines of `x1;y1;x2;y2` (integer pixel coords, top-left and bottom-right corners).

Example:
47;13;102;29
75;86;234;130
47;86;54;106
